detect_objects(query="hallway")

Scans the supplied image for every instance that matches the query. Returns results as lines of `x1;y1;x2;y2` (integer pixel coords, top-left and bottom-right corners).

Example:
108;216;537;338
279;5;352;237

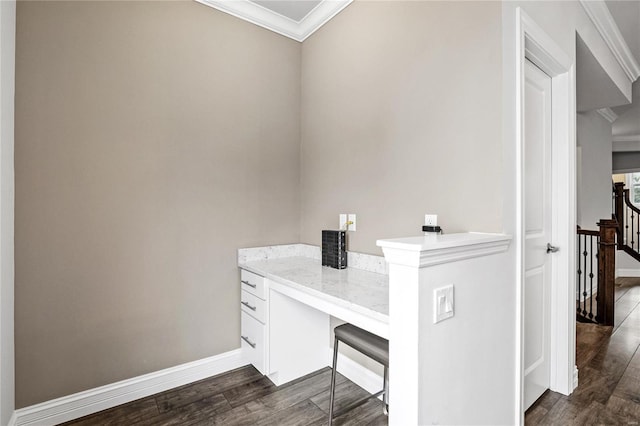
526;277;640;424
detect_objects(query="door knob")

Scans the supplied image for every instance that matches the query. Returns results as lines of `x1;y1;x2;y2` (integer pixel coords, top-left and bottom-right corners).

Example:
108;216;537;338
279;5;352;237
546;243;559;253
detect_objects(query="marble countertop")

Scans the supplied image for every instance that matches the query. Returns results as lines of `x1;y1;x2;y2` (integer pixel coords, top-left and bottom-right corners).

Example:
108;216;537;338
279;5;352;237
239;256;389;324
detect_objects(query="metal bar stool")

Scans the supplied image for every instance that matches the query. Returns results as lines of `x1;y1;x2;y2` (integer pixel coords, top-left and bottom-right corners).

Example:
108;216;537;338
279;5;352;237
328;323;389;425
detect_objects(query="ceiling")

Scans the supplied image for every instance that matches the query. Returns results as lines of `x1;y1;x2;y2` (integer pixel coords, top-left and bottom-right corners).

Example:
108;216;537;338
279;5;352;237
576;33;630;112
250;0;321;23
196;0;351;42
580;0;640;149
606;0;640;62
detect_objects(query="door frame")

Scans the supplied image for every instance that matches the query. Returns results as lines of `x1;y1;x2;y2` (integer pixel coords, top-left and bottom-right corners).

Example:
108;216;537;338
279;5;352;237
515;8;576;422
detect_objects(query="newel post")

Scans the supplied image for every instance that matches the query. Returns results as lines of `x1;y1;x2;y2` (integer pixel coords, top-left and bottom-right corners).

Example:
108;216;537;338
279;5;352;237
597;219;617;326
614;182;625;249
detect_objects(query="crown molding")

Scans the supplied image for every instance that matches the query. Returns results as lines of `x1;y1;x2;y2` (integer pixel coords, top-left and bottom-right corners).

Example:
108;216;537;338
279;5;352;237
195;0;352;42
580;0;640;82
596;107;618;123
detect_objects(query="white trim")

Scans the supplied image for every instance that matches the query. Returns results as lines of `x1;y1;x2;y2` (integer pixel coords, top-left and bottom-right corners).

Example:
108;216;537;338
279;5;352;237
377;233;511;268
195;0;352;42
7;411;16;426
515;7;576;424
613;135;640;143
12;349;246;426
327;348;384;396
616;268;640;277
579;0;640;82
612;139;640;153
573;366;579;391
596;108;618;123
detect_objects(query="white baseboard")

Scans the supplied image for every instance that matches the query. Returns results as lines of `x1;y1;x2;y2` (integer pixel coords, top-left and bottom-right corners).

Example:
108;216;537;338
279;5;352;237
7;411;17;426
13;349;246;426
616;268;640;277
573;366;579;391
327;348;384;395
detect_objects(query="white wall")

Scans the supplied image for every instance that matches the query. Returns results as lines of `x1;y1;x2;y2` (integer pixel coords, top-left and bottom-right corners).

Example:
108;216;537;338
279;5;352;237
0;1;15;425
417;250;514;424
577;110;613;229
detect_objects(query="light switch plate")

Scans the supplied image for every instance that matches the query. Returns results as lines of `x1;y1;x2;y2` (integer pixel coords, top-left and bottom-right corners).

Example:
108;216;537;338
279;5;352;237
434;285;454;324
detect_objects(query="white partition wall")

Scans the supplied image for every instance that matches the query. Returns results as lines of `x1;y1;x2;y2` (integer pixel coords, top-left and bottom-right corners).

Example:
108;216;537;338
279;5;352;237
0;1;15;425
378;233;512;425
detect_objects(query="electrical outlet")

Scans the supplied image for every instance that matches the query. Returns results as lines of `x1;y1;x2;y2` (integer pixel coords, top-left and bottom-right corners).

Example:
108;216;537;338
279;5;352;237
434;284;454;324
339;214;347;230
425;214;438;227
347;214;356;231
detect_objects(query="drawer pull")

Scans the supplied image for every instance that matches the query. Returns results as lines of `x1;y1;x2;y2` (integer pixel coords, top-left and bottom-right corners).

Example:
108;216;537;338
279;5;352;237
241;280;257;288
241;301;257;311
241;335;256;348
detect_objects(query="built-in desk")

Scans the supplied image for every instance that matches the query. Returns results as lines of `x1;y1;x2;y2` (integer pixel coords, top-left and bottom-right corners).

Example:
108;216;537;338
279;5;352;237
241;256;389;337
239;234;513;426
238;248;388;387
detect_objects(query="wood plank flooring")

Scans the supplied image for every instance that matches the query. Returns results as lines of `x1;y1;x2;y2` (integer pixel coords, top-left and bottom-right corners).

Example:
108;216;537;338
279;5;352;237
60;278;640;425
526;276;640;425
61;367;387;426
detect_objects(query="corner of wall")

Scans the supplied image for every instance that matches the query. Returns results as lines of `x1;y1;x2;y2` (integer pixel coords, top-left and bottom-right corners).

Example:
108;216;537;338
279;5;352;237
0;1;16;425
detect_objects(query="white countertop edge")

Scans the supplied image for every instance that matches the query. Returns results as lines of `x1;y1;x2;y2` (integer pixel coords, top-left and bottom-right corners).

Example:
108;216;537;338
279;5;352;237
238;262;389;327
267;279;389;339
376;232;512;268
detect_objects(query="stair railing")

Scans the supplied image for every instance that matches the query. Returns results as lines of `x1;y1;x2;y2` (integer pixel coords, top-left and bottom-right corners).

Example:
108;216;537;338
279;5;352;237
613;182;640;261
576;219;617;326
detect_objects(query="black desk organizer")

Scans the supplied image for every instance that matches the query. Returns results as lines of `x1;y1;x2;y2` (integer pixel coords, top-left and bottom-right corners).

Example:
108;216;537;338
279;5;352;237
322;230;347;269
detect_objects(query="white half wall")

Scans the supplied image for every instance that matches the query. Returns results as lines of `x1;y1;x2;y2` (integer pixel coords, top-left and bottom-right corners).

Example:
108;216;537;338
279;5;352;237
0;1;16;425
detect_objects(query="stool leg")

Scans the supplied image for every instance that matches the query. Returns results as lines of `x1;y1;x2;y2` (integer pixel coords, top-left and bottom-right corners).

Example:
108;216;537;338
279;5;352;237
383;365;389;415
328;336;339;426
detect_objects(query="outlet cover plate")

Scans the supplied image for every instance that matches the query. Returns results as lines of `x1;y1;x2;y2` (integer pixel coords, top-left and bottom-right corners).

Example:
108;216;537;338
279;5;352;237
425;214;438;227
339;214;347;230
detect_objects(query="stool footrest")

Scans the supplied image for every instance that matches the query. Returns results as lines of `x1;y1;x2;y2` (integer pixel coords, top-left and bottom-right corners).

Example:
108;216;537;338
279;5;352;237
329;388;385;420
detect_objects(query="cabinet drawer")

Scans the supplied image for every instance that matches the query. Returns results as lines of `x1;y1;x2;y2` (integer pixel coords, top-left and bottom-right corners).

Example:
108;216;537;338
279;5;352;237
240;269;266;299
241;290;266;323
241;311;266;374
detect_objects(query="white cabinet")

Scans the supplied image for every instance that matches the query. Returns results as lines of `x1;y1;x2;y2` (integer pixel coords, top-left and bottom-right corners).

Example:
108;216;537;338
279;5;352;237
239;268;269;375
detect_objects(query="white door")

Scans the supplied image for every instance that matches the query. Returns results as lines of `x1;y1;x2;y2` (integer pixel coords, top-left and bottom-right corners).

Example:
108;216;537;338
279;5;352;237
523;59;553;410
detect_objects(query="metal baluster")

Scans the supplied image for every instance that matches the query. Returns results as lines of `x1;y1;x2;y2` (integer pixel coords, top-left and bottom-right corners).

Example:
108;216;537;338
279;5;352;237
595;241;600;320
626;204;630;246
637;212;639;253
632;210;635;250
589;235;597;319
583;235;588;317
577;233;582;317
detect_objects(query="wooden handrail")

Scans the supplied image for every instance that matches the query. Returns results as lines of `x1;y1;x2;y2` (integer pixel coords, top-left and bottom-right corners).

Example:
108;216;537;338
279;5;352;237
623;189;640;216
577;228;599;237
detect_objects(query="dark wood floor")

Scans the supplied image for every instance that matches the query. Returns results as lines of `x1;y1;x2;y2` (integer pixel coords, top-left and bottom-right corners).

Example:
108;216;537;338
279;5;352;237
61;278;640;425
526;276;640;425
61;366;387;425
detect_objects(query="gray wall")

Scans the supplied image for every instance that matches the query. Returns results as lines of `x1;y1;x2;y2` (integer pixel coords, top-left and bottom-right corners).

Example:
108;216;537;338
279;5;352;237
613;152;640;174
15;1;301;407
300;1;503;255
577;111;613;229
0;1;15;423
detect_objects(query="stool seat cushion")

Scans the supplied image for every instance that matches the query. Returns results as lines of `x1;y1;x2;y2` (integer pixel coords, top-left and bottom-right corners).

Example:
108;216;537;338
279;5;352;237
334;323;389;366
